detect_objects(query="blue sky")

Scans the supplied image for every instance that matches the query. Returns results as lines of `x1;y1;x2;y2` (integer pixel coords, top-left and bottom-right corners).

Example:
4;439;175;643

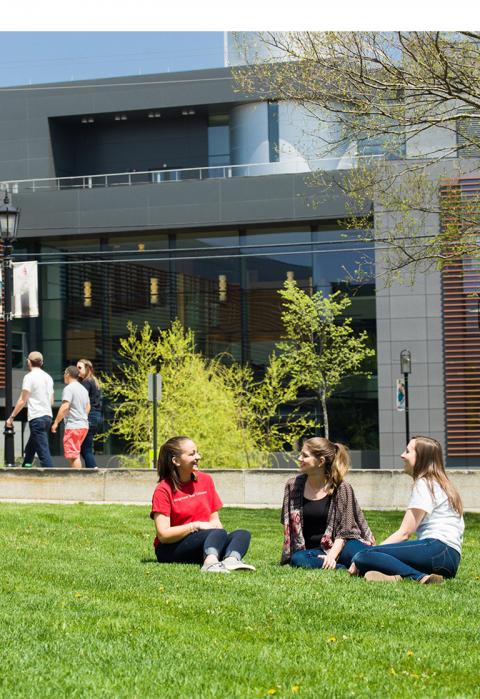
0;32;225;86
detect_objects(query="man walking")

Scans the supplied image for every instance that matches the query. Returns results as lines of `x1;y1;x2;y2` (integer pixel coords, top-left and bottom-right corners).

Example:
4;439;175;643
51;366;90;469
6;351;54;468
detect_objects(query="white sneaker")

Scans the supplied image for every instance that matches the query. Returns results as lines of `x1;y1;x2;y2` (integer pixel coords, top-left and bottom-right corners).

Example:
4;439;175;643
201;561;230;574
222;558;256;572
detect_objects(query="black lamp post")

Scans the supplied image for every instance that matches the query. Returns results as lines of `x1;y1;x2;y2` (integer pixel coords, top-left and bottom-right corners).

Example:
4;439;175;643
1;191;20;467
400;349;412;445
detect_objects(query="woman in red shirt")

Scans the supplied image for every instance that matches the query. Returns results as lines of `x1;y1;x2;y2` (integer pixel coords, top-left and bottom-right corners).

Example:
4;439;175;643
151;436;255;573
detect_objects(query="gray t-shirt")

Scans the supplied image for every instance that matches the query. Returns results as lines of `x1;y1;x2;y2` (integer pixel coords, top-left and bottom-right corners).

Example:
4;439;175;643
61;381;89;430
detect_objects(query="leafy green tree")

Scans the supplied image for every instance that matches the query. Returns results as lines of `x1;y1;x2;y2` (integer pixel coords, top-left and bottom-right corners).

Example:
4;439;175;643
101;320;256;469
101;319;314;468
276;280;375;439
221;352;315;463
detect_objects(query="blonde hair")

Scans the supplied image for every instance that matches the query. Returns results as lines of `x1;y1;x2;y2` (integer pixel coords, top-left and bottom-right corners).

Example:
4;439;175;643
78;358;100;389
302;437;350;494
412;436;463;516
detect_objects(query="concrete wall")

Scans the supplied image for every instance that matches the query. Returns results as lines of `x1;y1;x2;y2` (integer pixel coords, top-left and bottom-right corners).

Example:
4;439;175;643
1;468;480;512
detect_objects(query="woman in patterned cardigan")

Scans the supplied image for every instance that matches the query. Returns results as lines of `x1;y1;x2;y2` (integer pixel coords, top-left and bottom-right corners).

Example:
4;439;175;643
281;437;375;568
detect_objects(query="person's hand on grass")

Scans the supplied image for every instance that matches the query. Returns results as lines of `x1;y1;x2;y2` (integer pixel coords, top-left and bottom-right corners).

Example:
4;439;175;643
319;552;337;569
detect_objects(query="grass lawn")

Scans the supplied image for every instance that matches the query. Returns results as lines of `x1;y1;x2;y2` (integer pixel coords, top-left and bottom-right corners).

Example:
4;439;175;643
0;504;479;698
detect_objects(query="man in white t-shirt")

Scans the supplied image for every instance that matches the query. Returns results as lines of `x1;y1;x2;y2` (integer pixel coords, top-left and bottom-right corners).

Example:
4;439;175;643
6;351;54;468
51;366;90;469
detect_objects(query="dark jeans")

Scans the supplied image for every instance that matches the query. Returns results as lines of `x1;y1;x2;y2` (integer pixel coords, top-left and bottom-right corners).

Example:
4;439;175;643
290;539;370;569
155;528;251;565
351;538;461;581
23;416;53;468
81;409;102;468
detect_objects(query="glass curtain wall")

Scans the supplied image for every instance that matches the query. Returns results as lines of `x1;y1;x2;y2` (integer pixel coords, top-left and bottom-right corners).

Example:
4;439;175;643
26;223;377;455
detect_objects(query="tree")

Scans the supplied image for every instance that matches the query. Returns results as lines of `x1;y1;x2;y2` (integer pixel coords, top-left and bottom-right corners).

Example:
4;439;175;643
276;280;375;439
101;319;315;467
221;352;316;460
101;320;256;468
233;32;480;280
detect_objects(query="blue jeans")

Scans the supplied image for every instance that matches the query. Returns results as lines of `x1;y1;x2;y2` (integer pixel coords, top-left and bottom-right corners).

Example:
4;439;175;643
23;416;53;468
290;539;370;569
155;528;251;565
351;538;461;581
80;409;102;468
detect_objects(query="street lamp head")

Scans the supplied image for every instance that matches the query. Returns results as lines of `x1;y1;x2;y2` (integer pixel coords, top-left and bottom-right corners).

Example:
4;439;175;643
0;191;20;242
400;349;412;374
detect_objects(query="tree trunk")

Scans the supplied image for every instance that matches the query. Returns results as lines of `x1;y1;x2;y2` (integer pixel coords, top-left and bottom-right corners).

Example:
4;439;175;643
318;388;329;439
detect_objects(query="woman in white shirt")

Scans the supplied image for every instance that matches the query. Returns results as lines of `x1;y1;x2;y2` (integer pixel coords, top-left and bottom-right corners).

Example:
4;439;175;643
350;436;464;584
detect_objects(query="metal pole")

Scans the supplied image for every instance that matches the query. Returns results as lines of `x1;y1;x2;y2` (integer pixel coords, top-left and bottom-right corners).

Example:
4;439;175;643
3;240;15;466
152;374;157;469
404;371;410;445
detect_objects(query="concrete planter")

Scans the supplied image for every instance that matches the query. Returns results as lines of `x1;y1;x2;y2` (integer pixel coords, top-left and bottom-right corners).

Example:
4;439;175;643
0;468;479;512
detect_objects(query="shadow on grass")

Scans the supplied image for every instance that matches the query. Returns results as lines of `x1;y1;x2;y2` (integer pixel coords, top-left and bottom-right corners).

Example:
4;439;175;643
140;558;158;564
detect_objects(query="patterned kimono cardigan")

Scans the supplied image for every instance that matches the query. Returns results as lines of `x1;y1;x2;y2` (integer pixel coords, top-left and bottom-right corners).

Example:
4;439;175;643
280;474;375;565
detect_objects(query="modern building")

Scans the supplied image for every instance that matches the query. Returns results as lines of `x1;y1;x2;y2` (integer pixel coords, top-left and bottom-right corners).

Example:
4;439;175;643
0;48;478;467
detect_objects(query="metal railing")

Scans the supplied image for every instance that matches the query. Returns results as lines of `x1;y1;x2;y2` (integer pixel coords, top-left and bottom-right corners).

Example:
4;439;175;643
1;155;383;195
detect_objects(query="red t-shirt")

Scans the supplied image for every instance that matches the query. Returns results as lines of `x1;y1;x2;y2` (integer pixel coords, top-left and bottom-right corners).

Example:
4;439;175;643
150;471;223;547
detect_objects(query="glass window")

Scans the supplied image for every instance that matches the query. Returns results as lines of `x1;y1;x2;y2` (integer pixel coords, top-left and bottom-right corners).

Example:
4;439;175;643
208;119;230;167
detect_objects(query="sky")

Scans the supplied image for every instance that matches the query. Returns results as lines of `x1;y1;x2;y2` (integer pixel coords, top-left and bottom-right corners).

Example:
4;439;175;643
0;32;225;87
0;3;475;87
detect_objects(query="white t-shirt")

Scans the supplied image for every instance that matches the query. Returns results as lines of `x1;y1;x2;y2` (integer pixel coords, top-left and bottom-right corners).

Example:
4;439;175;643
22;368;54;421
408;477;464;554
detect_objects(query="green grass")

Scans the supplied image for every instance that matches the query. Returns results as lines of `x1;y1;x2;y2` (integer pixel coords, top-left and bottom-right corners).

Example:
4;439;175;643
0;505;479;698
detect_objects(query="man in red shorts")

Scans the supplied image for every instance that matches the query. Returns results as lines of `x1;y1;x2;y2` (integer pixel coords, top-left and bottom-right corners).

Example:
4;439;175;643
51;366;90;468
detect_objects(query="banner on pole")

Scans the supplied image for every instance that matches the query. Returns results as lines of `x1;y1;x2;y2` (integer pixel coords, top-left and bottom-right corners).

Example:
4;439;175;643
13;261;39;318
396;378;406;411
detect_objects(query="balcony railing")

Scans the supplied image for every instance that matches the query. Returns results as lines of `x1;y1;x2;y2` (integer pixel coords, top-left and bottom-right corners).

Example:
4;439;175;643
1;155;383;195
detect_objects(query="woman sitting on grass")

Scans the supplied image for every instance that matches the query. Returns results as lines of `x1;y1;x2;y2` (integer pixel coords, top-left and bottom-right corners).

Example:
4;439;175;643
281;437;375;569
350;436;464;584
151;436;255;573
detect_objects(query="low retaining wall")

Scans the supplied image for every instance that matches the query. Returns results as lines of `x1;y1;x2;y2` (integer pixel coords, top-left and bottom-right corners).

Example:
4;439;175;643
1;468;480;512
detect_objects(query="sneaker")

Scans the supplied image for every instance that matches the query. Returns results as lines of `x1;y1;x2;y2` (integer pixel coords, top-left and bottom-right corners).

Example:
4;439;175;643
365;571;402;583
420;574;444;585
21;463;33;469
200;562;230;574
222;558;256;572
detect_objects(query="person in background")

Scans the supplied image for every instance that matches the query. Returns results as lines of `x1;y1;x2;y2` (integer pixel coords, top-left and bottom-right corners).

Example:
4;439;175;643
151;436;255;573
76;358;103;469
281;437;375;569
6;351;54;468
350;436;464;584
51;366;90;469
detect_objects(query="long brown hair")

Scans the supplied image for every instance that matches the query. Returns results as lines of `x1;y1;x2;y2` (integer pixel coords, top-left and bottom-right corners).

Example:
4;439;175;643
157;436;197;490
412;436;463;516
78;358;100;389
302;437;350;494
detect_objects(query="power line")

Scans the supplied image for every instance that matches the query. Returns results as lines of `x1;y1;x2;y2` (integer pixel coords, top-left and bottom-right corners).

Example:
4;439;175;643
29;244;377;266
13;237;374;258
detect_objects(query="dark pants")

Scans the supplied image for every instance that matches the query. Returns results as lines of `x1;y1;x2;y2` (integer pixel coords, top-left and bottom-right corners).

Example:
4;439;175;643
23;416;53;468
290;539;369;569
351;538;461;581
81;409;102;468
155;528;251;565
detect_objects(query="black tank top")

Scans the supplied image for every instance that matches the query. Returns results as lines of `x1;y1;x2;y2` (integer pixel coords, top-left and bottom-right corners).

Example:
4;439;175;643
302;495;332;549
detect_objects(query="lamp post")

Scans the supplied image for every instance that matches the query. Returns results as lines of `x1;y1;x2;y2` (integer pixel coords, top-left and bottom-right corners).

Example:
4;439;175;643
1;191;20;467
400;349;412;445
